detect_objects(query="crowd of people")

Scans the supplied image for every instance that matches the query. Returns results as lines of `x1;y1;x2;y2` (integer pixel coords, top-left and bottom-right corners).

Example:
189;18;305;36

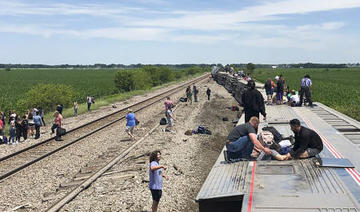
263;74;313;107
0;95;97;145
223;72;321;163
0;108;45;144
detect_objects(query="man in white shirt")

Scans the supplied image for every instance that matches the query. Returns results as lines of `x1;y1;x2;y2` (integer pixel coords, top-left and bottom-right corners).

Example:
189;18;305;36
288;90;300;107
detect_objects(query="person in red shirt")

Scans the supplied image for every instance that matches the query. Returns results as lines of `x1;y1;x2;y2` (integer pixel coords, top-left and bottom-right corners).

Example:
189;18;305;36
51;111;64;141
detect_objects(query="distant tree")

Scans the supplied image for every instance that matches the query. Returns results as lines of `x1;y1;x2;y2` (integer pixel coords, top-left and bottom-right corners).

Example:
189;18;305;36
5;67;11;71
246;63;256;74
16;84;77;114
114;70;135;92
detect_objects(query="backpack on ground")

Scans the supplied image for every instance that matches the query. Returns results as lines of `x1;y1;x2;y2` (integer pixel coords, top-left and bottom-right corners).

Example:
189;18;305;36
179;97;188;102
160;118;167;125
197;125;212;135
262;126;282;143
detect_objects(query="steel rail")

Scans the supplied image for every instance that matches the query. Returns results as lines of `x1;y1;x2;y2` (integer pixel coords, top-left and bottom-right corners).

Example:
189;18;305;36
0;74;209;181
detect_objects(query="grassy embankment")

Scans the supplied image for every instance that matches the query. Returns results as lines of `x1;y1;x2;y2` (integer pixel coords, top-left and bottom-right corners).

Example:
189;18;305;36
252;68;360;121
0;68;207;136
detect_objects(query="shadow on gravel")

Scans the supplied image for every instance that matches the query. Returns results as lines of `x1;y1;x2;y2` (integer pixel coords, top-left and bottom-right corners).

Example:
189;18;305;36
183;93;239;211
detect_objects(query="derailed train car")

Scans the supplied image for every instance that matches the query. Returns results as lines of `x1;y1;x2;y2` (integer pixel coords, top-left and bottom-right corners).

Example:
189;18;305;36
197;71;360;212
213;71;247;106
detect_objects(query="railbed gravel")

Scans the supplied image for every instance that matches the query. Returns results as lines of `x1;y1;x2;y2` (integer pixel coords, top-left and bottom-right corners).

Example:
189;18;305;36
61;80;239;212
0;79;190;212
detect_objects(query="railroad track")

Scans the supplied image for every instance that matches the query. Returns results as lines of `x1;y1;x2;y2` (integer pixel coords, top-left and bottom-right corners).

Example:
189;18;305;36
0;74;209;181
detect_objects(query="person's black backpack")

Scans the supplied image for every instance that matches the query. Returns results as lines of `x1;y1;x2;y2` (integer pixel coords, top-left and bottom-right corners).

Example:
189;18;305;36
179;97;188;102
21;120;29;130
262;126;282;143
160;118;167;125
197;125;212;135
57;127;67;136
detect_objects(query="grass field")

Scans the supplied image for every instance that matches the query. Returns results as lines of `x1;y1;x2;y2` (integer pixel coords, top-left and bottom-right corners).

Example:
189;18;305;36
252;68;360;121
0;68;118;113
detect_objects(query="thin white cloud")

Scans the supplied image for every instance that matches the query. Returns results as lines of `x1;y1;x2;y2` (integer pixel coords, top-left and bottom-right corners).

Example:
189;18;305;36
0;1;144;17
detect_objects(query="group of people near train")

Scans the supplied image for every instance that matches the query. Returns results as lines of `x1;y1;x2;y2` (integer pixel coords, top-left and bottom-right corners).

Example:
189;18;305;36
224;76;322;162
224;116;323;162
263;74;313;107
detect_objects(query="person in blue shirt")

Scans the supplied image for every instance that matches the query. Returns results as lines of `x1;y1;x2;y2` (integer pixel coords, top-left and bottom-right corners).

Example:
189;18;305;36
149;150;168;212
33;111;43;139
125;109;137;141
299;74;313;107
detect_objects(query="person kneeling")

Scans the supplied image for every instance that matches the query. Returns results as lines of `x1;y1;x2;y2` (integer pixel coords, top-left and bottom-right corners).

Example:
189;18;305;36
224;117;271;161
284;119;323;160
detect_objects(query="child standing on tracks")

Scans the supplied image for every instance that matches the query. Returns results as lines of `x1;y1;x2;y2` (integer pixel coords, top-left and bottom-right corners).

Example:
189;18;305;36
149;150;168;212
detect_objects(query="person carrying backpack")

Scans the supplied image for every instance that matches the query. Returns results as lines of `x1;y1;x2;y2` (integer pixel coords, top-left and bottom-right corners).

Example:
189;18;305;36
51;111;63;141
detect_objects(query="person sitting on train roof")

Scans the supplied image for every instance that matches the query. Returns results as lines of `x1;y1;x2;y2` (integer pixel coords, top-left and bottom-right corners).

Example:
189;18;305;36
284;119;323;160
224;117;272;161
288;90;301;107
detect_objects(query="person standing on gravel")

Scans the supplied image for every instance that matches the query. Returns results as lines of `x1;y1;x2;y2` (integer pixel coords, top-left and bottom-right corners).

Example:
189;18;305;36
193;84;199;102
206;87;211;100
125;108;136;141
164;96;173;115
186;86;193;104
33;111;43;139
149;150;168;212
164;108;176;132
51;111;63;141
73;100;78;116
87;95;94;111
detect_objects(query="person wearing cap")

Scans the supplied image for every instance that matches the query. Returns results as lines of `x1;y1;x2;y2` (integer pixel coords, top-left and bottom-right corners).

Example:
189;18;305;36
299;74;313;107
241;80;266;123
284;119;323;159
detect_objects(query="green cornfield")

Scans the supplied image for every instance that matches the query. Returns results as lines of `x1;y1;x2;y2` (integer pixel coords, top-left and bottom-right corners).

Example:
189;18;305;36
252;68;360;121
0;68;118;114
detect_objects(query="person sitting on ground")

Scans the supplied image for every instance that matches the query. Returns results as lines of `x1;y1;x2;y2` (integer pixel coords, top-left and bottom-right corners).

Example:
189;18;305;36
224;117;271;161
125;108;136;141
288;90;301;107
284;119;323;159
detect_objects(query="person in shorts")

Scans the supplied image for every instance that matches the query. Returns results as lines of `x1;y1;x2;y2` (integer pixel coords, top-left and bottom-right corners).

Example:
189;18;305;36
149;150;168;212
125;109;136;141
164;108;176;132
285;119;323;159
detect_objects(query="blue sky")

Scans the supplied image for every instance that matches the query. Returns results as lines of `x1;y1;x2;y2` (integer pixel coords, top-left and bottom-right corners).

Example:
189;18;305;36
1;0;360;65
